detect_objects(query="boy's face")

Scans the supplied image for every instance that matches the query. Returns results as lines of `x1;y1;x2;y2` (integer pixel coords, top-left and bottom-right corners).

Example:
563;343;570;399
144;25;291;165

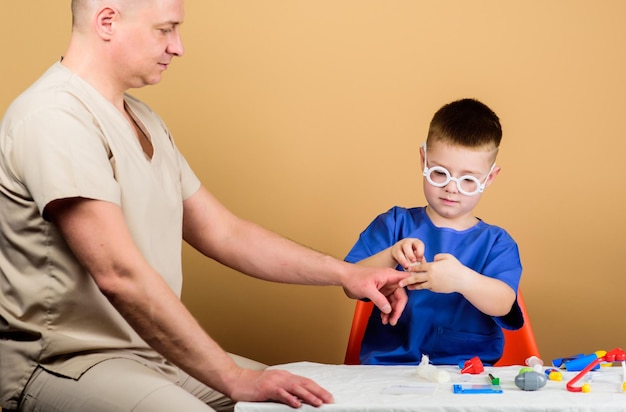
420;140;500;228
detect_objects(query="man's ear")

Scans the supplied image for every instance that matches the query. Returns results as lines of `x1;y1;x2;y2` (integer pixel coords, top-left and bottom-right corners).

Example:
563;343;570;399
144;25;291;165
94;7;118;41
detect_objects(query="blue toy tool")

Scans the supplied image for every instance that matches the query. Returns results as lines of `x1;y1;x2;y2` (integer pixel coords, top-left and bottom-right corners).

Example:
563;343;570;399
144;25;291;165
553;352;601;372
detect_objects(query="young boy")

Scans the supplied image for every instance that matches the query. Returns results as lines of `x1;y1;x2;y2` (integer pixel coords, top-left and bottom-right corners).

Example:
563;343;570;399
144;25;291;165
345;98;523;365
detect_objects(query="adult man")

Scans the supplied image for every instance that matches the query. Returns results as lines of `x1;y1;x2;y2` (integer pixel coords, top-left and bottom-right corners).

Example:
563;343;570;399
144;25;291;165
0;1;410;411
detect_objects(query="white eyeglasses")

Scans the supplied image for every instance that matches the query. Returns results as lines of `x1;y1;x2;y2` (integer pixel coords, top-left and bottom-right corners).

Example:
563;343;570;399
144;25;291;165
422;142;495;196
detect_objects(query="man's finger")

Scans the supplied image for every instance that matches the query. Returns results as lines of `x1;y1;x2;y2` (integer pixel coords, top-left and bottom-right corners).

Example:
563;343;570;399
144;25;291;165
387;291;408;326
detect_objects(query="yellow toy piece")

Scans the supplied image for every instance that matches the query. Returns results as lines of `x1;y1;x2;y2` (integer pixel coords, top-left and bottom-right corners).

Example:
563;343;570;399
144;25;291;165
548;371;563;381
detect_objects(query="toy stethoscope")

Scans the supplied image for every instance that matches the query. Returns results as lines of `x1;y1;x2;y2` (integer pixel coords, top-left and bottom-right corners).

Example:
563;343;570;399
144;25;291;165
566;347;626;393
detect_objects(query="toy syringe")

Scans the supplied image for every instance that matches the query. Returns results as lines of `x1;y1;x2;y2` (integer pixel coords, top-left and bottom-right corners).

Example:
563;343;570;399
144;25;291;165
622;359;626;392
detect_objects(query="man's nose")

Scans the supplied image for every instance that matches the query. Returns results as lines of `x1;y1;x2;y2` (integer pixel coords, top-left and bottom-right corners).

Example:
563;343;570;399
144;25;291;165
168;32;185;57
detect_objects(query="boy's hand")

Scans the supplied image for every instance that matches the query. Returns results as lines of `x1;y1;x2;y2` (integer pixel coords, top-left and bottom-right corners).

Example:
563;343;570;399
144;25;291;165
399;253;471;293
390;238;425;269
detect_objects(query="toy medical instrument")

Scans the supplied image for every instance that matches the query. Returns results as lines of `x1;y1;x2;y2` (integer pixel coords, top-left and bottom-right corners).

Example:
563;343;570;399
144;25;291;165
453;384;502;394
515;370;547;391
566;352;603;372
416;354;450;383
488;373;500;385
459;356;484;374
544;368;563;381
622;361;626;393
566;347;626;393
553;351;604;371
525;355;544;372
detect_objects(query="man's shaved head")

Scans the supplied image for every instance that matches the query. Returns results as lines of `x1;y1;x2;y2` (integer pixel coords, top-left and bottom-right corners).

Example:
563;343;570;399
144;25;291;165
71;0;99;30
71;0;147;31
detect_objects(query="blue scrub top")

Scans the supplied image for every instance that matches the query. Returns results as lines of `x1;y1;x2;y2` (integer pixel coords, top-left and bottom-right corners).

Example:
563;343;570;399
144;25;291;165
345;206;523;365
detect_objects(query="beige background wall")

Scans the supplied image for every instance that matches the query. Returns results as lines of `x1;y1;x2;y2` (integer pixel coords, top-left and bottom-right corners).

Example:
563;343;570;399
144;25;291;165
2;1;625;366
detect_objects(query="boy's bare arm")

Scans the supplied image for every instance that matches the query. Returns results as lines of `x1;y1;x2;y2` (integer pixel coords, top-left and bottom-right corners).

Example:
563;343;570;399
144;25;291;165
355;238;426;270
400;253;516;316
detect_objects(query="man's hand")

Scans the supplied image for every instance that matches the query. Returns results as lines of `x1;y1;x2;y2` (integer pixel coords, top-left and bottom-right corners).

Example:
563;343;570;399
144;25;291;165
342;266;409;326
229;368;334;408
378;284;408;326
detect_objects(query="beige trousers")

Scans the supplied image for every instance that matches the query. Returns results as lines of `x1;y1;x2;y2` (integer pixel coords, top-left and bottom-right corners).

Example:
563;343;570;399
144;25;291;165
15;354;267;412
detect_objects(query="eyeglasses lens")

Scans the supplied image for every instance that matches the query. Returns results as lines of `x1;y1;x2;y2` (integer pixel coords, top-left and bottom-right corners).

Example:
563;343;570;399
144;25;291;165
426;167;480;196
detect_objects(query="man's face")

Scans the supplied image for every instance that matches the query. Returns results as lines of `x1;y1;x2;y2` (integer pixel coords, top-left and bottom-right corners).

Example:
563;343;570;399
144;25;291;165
112;0;185;89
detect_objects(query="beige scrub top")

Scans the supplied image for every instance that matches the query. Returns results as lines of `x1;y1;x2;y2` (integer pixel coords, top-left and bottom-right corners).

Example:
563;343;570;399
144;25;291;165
0;62;202;409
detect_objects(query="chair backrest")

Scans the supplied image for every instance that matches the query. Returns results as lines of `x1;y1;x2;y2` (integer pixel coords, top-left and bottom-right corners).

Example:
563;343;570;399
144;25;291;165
344;291;540;366
344;299;373;365
494;291;540;366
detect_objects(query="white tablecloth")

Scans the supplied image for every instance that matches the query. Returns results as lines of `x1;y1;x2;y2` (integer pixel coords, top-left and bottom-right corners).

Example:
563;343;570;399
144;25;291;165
235;362;626;412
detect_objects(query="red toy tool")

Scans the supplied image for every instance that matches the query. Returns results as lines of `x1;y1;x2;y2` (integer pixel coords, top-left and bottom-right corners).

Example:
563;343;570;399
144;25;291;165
461;356;485;374
566;347;626;393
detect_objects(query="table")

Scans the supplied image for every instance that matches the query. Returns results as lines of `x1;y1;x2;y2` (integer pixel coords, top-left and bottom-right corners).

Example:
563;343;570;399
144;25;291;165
235;361;626;411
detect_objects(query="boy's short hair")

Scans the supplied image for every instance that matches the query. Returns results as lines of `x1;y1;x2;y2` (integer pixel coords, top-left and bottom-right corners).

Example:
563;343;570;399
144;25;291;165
427;98;502;149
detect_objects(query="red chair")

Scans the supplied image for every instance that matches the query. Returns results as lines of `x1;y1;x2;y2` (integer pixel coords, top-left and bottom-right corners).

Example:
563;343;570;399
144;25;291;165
344;291;540;366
